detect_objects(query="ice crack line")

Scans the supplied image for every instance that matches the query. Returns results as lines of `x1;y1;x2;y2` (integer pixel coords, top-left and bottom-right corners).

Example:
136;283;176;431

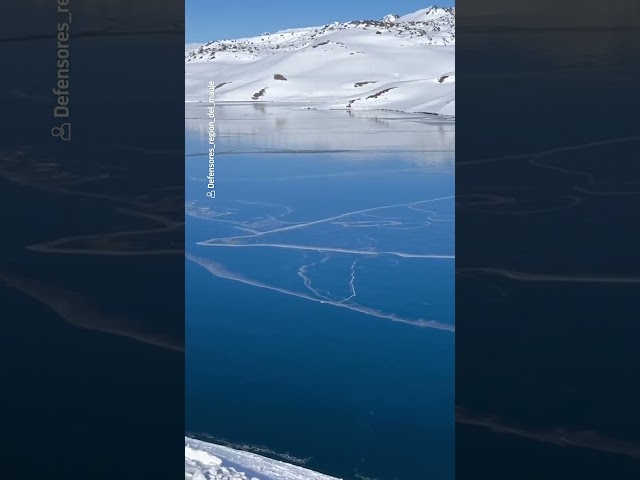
297;262;333;301
198;195;454;244
197;242;454;259
186;253;455;333
340;259;359;303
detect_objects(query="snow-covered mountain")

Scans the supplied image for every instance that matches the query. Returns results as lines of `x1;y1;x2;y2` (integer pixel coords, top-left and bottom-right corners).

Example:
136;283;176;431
185;7;455;115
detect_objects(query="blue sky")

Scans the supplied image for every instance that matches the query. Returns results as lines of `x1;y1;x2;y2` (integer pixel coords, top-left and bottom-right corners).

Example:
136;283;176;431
186;1;455;43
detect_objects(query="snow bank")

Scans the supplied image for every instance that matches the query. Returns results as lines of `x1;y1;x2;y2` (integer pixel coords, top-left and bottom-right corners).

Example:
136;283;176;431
185;437;343;480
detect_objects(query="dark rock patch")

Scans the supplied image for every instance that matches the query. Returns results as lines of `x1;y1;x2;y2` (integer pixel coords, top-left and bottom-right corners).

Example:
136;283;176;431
354;81;378;87
251;88;268;100
366;87;397;99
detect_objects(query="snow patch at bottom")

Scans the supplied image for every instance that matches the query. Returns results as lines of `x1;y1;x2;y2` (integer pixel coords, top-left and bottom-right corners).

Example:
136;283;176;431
185;437;343;480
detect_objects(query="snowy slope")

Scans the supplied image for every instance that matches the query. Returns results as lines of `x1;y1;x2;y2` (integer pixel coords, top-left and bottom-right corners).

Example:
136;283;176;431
185;437;343;480
185;7;455;115
397;5;455;22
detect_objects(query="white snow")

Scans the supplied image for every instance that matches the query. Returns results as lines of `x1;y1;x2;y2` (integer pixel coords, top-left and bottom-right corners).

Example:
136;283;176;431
185;7;455;115
397;6;455;22
185;445;223;467
185;437;343;480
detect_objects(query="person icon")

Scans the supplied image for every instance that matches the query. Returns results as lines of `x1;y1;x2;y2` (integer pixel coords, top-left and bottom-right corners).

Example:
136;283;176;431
51;123;71;141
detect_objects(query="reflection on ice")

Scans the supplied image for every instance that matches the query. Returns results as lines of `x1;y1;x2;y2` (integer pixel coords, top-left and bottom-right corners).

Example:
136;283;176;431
186;104;454;155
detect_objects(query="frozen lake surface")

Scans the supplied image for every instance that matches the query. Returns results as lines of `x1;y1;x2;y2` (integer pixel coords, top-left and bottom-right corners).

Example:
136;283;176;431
185;105;454;480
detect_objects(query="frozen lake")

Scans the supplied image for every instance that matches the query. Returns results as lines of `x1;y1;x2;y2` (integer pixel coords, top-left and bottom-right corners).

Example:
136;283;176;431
185;105;455;480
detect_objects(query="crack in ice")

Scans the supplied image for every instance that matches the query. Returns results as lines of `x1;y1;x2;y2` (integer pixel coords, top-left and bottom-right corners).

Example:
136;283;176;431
199;196;454;244
339;259;359;303
298;261;334;301
187;253;454;332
